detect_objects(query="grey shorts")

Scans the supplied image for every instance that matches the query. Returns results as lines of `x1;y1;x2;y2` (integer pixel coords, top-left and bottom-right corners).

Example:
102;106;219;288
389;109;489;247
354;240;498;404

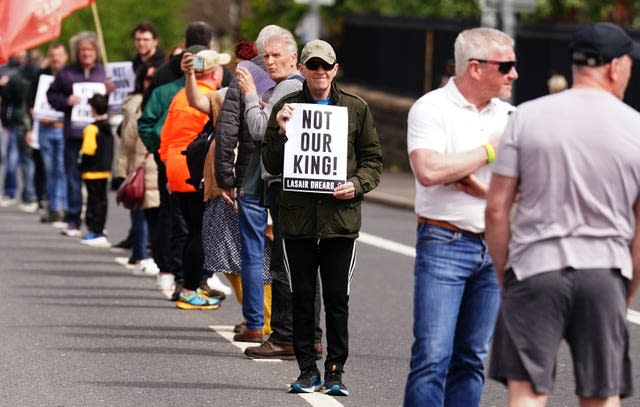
489;267;633;398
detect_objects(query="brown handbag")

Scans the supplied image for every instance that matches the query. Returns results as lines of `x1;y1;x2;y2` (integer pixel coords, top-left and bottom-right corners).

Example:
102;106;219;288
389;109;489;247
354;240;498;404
116;156;146;210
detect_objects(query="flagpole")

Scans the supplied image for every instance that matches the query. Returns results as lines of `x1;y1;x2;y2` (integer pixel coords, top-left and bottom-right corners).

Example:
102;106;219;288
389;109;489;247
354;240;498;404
90;1;108;64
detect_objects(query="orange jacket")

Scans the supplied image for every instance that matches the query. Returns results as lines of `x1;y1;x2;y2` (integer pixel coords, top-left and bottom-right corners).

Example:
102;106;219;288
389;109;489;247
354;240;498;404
159;80;217;193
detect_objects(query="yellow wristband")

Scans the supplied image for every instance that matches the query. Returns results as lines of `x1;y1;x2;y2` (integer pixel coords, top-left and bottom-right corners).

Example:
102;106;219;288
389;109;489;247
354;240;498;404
483;143;496;164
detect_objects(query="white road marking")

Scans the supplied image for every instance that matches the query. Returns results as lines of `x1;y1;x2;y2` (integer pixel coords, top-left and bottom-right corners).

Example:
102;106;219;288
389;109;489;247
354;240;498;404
358;232;640;326
359;231;416;258
627;309;640;325
209;325;344;406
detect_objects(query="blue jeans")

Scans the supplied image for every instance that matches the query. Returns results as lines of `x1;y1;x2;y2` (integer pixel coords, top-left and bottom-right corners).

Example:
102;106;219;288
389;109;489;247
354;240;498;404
63;139;82;227
237;193;267;331
130;209;148;262
38;125;67;211
3;125;36;202
404;224;500;407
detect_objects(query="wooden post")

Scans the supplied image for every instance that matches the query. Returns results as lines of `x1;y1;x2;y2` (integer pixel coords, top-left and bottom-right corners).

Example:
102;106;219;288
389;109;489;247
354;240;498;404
91;1;108;64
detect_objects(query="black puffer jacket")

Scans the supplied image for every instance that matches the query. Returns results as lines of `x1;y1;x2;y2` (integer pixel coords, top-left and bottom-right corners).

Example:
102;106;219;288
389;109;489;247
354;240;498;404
214;56;265;189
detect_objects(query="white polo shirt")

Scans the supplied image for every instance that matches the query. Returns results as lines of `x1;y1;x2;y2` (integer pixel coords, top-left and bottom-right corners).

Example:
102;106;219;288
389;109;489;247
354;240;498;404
407;78;515;232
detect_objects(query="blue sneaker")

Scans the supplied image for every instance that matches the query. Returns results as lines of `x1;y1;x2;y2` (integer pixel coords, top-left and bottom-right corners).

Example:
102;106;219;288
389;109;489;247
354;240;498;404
176;291;220;310
323;364;349;396
289;369;322;393
82;231;101;240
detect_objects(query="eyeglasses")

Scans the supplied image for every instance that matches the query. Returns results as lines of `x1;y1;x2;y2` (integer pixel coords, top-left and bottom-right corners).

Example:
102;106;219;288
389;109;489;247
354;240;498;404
304;60;335;71
468;58;516;74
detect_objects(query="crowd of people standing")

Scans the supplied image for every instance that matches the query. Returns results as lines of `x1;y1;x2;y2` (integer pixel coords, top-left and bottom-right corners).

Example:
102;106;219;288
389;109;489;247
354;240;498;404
0;18;381;397
2;15;640;405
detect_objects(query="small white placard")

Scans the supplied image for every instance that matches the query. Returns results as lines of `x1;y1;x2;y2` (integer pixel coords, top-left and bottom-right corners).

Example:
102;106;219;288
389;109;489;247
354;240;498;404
71;82;107;128
32;74;63;121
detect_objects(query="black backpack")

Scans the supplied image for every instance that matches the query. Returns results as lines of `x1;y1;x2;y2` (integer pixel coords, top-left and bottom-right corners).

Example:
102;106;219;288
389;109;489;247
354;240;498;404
182;101;215;191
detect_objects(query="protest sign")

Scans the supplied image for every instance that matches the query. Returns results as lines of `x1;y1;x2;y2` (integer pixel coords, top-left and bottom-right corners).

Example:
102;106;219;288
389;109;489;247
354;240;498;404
106;61;135;112
283;103;348;193
32;74;63;121
71;82;106;128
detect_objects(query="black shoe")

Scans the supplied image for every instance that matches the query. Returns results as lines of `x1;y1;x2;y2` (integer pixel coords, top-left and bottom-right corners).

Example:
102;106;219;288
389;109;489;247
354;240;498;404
170;282;183;301
41;210;63;223
113;238;132;249
289;368;322;393
198;284;226;301
323;364;348;396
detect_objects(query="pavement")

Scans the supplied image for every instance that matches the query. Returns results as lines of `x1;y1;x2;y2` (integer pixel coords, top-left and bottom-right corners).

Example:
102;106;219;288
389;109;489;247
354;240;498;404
365;170;415;211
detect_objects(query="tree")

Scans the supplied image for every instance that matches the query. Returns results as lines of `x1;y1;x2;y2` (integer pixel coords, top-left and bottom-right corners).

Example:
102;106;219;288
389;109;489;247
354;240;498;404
50;0;187;63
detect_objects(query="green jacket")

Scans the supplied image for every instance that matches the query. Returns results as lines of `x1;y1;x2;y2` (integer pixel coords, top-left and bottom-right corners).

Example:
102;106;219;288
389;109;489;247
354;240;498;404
262;81;383;239
137;76;185;154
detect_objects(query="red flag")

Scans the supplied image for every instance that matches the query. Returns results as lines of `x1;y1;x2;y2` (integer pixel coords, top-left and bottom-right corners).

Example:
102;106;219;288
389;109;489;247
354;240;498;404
0;0;95;63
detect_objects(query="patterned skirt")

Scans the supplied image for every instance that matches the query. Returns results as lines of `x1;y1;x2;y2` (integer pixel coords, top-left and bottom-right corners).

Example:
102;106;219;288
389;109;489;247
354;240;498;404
202;197;271;284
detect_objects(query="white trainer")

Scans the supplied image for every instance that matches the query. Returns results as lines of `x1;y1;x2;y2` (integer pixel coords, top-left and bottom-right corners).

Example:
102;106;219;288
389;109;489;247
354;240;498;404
207;273;232;296
133;258;160;276
156;273;175;290
0;197;17;207
18;202;39;213
81;235;111;248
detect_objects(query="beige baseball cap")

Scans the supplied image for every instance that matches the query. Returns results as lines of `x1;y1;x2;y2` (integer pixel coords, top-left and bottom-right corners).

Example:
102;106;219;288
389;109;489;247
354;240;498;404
300;39;336;65
195;50;231;72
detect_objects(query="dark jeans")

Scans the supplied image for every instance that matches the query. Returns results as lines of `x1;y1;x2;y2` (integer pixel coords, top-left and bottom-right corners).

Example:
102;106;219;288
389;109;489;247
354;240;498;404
155;157;186;283
143;207;161;268
84;178;108;233
130;209;148;261
283;237;356;372
63;139;83;228
176;190;205;291
267;182;322;345
33;148;46;204
38;125;66;211
3;125;36;202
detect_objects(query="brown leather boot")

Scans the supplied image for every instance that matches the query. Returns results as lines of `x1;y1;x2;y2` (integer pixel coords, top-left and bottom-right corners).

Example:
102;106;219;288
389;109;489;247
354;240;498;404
233;326;263;343
244;338;295;360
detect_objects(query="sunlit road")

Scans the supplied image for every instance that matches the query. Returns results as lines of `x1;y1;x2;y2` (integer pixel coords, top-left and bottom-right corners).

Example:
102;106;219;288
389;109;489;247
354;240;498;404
1;196;639;406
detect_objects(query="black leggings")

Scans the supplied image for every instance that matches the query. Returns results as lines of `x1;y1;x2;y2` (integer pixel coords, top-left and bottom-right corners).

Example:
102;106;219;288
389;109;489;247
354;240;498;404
176;191;204;291
283;237;356;371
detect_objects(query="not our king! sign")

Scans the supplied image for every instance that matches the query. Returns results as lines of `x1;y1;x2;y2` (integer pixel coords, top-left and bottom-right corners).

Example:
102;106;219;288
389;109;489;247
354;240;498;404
283;103;348;193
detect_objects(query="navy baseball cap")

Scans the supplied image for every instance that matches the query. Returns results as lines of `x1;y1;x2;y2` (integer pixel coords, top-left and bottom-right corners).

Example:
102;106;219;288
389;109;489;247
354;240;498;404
569;22;640;66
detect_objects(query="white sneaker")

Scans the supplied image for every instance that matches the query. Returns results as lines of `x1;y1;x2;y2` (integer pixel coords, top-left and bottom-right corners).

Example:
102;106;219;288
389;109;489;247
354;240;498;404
61;224;82;237
115;256;135;270
156;273;175;290
0;197;17;207
207;273;232;296
80;234;111;248
51;221;68;229
133;258;160;276
18;202;39;213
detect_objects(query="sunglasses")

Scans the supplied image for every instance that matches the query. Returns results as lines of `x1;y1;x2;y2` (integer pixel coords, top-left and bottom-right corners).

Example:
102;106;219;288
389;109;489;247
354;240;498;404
304;60;335;71
468;58;516;74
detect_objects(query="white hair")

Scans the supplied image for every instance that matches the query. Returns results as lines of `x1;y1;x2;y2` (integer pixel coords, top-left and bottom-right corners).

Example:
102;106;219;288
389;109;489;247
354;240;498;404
454;27;514;77
256;25;297;56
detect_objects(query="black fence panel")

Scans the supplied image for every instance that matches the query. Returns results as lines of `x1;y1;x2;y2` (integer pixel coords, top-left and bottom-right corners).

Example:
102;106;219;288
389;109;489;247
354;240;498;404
341;14;640;110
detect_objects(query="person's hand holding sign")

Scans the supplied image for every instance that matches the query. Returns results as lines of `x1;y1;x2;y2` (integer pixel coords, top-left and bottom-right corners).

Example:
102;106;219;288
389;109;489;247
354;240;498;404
333;181;355;200
67;94;81;106
276;103;294;134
